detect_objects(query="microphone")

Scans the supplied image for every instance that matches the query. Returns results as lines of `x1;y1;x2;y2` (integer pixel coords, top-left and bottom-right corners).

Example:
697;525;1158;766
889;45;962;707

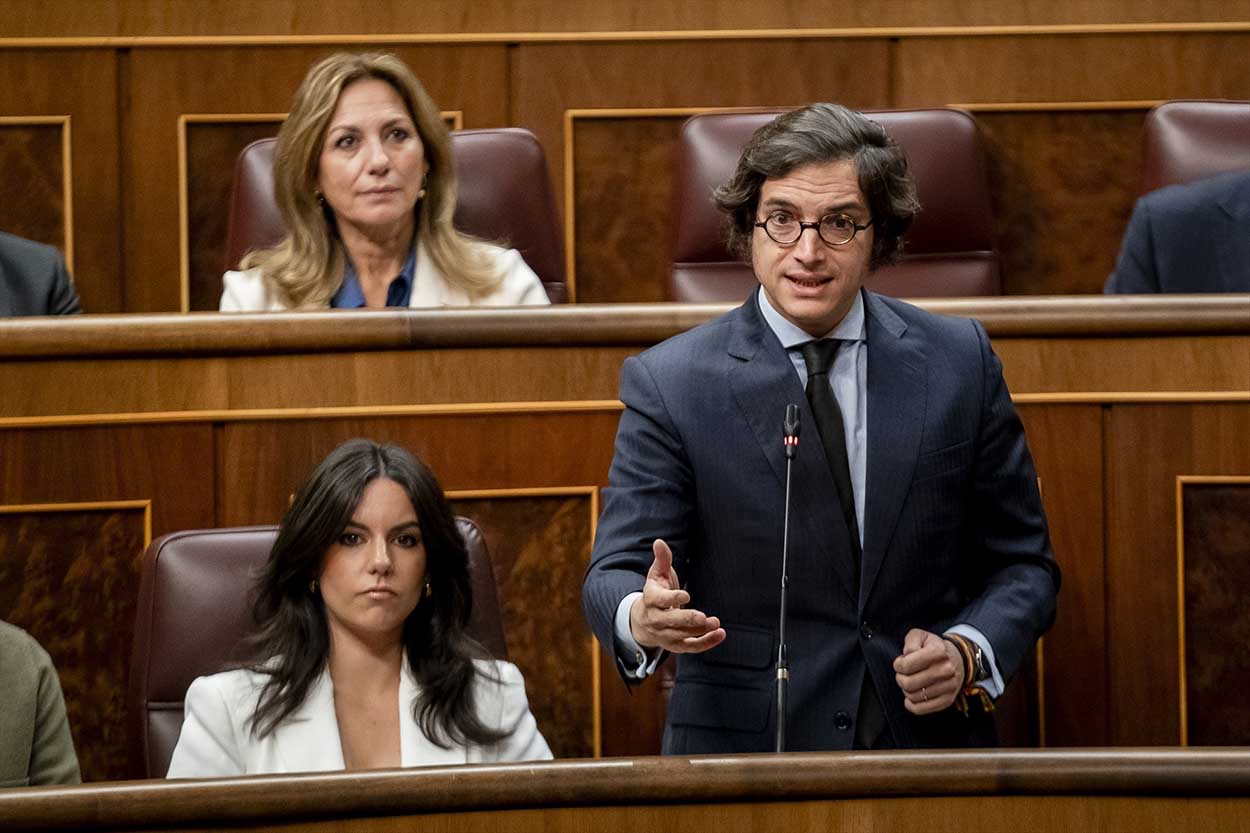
776;404;800;752
783;403;800;459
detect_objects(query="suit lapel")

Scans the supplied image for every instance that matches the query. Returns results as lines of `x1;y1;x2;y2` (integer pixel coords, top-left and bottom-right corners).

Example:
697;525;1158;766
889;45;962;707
727;296;859;605
861;292;927;607
273;669;346;772
0;265;13;316
1215;177;1250;292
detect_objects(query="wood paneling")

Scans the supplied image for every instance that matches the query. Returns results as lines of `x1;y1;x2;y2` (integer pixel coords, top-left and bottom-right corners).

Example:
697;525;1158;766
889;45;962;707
571;116;686;303
895;34;1250;104
1179;480;1250;746
1106;404;1250;745
2;1;1248;38
185;120;282;311
0;503;147;782
0;425;216;533
449;493;596;759
123;45;508;311
978;110;1145;295
215;415;617;521
0;49;119;312
1017;405;1106;746
512;38;891;221
0;424;214;781
0;749;1247;833
0;122;66;252
994;335;1250;395
3;795;1248;833
0;356;231;418
219;349;631;410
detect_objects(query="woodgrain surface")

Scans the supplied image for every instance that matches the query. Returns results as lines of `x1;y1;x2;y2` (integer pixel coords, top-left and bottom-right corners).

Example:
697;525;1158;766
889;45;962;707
1105;405;1250;745
0;424;215;781
1180;481;1250;746
0;505;147;782
0;749;1247;833
1015;405;1106;746
0;122;65;252
894;33;1250;104
0;49;120;312
185;119;283;311
2;1;1248;37
978;110;1145;295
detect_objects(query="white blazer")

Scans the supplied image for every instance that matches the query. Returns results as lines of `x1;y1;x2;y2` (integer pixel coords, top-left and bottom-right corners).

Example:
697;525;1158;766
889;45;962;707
166;659;552;778
220;241;551;311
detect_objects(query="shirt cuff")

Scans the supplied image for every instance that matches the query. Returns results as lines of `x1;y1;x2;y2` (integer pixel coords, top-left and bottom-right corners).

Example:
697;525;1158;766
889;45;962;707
614;592;663;679
945;623;1004;699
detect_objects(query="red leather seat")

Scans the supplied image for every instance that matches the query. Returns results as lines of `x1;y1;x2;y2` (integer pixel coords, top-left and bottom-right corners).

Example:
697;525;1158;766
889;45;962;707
224;128;567;303
127;517;507;778
1141;100;1250;193
670;108;1001;302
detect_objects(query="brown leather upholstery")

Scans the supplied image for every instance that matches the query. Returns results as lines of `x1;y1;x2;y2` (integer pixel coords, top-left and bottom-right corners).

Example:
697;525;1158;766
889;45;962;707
224;128;567;302
127;517;507;778
670;108;1001;302
1141;100;1250;193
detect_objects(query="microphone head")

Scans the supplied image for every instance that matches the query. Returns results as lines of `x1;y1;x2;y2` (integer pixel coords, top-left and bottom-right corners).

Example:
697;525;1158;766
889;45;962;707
784;403;800;438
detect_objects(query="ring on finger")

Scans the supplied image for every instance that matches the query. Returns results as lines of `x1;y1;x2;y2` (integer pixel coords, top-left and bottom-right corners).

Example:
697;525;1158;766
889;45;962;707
922;687;929;702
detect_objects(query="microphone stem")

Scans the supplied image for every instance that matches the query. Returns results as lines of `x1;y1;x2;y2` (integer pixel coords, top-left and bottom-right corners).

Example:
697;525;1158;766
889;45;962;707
776;454;793;753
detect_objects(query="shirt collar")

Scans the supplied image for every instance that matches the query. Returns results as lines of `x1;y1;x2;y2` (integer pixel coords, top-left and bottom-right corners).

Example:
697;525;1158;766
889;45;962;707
331;245;418;308
756;285;866;349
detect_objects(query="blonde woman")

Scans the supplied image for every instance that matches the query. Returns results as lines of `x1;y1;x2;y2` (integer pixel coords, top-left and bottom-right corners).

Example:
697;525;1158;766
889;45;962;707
221;53;549;310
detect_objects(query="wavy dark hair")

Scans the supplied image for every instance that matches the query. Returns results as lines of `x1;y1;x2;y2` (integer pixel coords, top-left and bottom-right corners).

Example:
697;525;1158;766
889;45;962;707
713;103;920;270
242;438;504;748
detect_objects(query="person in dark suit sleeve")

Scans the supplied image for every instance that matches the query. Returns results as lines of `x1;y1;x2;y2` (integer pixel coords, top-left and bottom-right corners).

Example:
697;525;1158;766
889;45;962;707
0;230;82;316
582;103;1059;753
1104;170;1250;294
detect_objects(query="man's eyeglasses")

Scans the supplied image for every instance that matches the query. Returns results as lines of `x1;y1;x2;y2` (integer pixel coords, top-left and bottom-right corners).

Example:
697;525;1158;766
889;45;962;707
754;211;873;247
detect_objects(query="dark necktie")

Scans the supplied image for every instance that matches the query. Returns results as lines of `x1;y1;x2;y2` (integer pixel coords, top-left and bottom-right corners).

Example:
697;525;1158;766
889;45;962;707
799;340;862;564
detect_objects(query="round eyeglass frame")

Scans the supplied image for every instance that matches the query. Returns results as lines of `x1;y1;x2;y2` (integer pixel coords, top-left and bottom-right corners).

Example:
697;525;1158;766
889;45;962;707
753;212;873;247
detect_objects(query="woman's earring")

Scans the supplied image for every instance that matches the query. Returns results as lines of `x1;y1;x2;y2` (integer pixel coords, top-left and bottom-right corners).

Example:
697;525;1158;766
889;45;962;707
309;579;319;594
422;580;432;599
314;189;325;206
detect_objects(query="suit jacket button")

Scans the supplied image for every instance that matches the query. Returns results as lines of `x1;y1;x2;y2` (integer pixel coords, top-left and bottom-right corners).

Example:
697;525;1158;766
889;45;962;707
835;711;852;731
860;623;873;640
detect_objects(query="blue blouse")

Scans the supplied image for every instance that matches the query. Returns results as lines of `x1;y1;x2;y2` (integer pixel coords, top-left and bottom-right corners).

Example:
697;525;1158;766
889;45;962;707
330;246;417;308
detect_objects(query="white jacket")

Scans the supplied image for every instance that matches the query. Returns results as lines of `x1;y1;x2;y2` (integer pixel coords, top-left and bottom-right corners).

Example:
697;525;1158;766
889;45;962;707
166;659;552;777
220;241;550;311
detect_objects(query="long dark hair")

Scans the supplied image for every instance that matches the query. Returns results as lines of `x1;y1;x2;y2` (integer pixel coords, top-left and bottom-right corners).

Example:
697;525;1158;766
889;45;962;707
243;438;504;748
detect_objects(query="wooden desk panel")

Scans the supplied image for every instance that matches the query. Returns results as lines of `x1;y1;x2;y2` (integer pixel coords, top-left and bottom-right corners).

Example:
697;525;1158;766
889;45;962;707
0;750;1246;833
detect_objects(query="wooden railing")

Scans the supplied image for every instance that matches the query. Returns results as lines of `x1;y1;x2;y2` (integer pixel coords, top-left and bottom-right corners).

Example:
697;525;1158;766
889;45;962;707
1;749;1247;832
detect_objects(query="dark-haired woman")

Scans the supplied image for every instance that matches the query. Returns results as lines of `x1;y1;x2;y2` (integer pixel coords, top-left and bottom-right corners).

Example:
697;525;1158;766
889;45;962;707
166;439;550;776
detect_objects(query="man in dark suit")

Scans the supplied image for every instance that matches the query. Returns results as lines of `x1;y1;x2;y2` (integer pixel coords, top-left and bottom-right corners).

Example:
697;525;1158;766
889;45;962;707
1105;170;1250;294
0;231;82;316
582;104;1059;753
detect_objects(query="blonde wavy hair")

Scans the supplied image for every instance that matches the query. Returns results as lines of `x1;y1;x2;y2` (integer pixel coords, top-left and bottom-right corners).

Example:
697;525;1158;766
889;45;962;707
242;52;503;308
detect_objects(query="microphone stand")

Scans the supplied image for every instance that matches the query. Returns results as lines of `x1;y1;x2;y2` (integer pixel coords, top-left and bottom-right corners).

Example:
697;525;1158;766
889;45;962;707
776;404;800;753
